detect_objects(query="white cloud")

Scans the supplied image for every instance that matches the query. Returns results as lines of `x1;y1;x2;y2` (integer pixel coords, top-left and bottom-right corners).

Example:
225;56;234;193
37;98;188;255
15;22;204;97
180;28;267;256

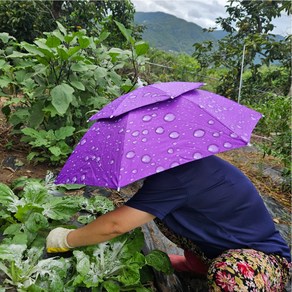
132;0;291;36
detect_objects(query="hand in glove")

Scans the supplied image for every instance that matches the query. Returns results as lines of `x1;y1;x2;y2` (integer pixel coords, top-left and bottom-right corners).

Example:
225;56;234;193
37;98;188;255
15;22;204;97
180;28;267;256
46;227;74;253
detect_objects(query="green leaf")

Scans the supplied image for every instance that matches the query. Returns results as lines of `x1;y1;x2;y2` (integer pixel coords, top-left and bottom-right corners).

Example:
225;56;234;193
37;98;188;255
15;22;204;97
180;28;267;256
0;76;13;87
3;223;22;236
114;21;134;45
46;36;61;48
51;84;75;115
57;47;69;60
97;31;110;43
71;63;90;72
28;101;45;128
0;244;26;261
94;67;108;80
103;281;120;292
78;36;90;49
42;196;80;221
68;46;81;57
56;21;67;35
145;250;173;274
21;42;45;57
70;80;85;91
134;41;149;56
7;51;32;58
0;183;19;209
25;213;49;233
0;32;15;43
54;126;75;140
15;204;44;222
52;30;64;42
49;146;62;157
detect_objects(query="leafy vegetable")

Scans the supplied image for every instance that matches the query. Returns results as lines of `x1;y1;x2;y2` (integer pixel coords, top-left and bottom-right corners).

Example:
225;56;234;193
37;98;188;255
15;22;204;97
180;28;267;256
0;177;173;290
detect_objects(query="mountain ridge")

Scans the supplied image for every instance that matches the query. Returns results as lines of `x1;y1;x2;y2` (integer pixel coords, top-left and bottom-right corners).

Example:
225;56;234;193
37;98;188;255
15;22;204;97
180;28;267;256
134;11;222;54
134;11;284;55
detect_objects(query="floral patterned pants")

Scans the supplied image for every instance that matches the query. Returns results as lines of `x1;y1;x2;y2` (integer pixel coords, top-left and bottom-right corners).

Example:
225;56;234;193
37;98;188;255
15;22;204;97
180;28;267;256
155;220;290;291
207;249;290;292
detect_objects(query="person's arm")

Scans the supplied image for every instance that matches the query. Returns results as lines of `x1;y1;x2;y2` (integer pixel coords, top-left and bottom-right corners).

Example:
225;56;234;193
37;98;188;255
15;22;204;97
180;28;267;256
68;205;155;247
46;205;155;252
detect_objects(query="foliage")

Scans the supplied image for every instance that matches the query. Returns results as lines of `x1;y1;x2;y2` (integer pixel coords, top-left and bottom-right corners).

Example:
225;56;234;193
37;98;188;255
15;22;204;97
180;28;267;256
0;0;138;47
0;176;173;290
144;48;201;84
245;94;291;185
0;0;56;43
0;21;149;164
193;0;290;100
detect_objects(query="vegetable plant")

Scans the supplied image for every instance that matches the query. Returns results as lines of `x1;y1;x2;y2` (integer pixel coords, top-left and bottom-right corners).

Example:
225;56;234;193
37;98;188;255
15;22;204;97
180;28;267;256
0;175;173;291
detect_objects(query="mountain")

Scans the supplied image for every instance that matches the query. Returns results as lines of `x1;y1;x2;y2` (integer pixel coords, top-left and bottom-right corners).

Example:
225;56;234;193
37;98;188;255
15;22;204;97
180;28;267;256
134;11;220;55
134;12;285;55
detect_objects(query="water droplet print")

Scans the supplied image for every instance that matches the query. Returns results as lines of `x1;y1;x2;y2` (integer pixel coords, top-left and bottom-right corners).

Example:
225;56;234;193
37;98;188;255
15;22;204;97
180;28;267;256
80;139;86;145
208;145;219;153
156;166;164;173
224;142;232;148
132;131;139;137
164;113;176;122
193;130;205;138
142;115;152;122
142;155;151;163
193;152;202;159
126;151;135;159
170;162;179;168
155;127;165;134
169;132;180;139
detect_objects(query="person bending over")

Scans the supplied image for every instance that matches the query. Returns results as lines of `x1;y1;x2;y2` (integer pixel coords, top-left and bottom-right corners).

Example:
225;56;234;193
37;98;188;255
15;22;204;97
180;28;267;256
47;155;291;291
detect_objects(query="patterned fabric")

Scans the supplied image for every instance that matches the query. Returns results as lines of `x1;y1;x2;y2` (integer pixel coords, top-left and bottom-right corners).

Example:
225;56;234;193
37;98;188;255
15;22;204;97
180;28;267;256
154;218;212;265
207;249;291;292
155;219;291;291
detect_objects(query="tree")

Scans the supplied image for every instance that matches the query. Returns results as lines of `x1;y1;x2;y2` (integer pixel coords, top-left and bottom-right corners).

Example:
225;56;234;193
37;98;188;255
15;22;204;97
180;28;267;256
193;0;291;100
0;0;137;47
0;1;56;43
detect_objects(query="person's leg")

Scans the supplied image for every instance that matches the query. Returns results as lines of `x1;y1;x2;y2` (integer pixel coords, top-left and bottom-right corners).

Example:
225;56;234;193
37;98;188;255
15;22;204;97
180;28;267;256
168;249;209;275
207;248;290;291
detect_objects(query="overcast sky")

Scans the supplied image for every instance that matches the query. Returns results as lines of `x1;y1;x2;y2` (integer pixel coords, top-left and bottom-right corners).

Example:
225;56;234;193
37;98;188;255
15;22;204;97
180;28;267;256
132;0;291;36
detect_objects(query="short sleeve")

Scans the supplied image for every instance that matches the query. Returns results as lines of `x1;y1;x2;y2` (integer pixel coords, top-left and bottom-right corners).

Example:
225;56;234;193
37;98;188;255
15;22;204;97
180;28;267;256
125;171;187;219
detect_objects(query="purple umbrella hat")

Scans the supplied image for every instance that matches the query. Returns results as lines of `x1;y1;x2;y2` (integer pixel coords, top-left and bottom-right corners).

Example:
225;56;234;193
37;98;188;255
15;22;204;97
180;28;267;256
56;83;262;190
89;81;204;121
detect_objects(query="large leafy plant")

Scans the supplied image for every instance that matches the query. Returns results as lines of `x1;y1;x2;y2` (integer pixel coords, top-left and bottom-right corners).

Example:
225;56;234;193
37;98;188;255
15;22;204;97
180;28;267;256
0;22;135;164
0;176;173;291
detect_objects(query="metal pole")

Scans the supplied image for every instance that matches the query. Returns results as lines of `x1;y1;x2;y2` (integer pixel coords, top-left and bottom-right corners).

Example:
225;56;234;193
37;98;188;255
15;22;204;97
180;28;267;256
238;44;246;103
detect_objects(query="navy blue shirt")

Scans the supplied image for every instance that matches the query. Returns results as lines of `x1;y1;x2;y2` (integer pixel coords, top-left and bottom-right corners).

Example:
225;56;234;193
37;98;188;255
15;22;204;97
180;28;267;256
126;156;291;261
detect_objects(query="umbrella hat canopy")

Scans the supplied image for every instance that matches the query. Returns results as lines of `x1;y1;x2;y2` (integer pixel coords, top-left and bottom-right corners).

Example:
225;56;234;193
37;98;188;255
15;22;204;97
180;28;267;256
89;81;204;121
56;88;262;189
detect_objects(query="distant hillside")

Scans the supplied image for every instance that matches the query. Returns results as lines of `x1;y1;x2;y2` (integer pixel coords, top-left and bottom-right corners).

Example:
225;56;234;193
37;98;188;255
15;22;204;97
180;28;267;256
134;11;218;54
134;11;285;55
134;11;224;55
